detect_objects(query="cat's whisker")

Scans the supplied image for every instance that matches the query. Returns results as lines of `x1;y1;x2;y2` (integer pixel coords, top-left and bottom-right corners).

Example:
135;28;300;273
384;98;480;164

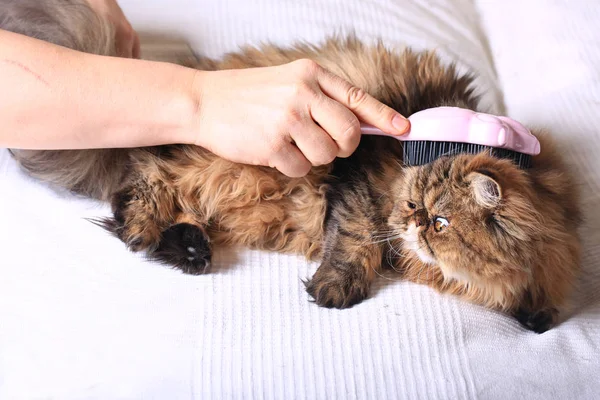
371;228;401;236
382;238;410;274
416;261;428;283
369;229;402;240
387;241;406;259
370;234;397;241
370;264;403;282
3;4;580;337
369;233;403;245
387;260;404;273
385;247;400;272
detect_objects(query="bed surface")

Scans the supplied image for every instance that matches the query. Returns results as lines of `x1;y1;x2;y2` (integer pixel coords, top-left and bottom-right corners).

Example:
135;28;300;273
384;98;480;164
1;1;599;398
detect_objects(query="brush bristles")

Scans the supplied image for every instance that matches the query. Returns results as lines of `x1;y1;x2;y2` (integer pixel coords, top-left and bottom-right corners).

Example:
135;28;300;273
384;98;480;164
402;141;532;169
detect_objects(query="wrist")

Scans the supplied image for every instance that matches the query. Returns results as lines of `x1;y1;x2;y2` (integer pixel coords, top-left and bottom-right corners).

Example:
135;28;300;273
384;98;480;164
166;67;205;147
82;55;207;149
184;69;215;150
183;69;206;147
120;60;205;148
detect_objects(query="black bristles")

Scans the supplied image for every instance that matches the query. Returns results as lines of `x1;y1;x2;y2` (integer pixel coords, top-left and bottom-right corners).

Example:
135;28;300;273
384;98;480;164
402;141;532;169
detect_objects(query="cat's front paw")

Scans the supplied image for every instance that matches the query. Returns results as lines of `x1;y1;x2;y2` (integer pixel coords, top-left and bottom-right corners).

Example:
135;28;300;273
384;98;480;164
305;262;369;309
513;307;558;334
152;223;212;275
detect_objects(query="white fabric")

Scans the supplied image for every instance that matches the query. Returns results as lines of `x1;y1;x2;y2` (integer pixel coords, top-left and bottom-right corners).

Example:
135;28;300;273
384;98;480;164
1;0;599;398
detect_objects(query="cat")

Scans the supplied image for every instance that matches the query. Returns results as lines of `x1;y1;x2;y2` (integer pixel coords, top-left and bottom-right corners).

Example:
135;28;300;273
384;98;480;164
1;0;581;333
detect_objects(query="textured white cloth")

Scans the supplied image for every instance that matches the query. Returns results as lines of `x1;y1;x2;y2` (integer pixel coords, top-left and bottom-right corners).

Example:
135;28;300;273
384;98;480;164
1;0;599;399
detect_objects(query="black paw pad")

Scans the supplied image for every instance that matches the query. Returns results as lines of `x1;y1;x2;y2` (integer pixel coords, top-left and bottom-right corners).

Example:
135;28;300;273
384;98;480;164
152;223;212;275
514;308;557;334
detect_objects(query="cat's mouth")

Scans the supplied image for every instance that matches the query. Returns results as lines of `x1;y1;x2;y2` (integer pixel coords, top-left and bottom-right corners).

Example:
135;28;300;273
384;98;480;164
400;223;436;265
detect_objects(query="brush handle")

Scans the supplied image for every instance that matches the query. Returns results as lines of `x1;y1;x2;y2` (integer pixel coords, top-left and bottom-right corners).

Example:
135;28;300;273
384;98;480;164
361;107;541;156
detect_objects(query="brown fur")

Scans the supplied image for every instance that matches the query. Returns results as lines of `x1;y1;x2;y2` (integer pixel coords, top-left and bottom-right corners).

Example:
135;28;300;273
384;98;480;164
2;0;581;332
388;136;581;332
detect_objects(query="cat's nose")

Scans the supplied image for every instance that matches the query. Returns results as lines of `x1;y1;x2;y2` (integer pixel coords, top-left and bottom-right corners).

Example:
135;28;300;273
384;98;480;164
414;210;429;228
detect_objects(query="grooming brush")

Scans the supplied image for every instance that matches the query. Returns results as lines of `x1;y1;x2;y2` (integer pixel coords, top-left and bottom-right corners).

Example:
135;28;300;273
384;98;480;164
361;107;541;169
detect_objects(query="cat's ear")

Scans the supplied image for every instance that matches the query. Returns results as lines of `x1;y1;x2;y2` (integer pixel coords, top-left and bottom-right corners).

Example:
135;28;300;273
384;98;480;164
468;171;502;208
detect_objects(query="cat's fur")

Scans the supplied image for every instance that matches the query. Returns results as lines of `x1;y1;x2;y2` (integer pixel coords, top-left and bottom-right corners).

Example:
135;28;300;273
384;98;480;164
2;0;581;333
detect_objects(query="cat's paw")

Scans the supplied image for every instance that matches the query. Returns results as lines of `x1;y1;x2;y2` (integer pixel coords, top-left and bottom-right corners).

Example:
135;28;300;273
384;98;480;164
95;189;160;252
152;223;212;275
513;307;558;334
305;262;369;309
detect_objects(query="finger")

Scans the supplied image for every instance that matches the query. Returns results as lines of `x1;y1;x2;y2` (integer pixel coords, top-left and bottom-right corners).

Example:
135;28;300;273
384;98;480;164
116;40;131;58
116;27;135;58
132;33;141;59
316;68;410;136
269;143;312;178
309;94;360;158
290;118;339;166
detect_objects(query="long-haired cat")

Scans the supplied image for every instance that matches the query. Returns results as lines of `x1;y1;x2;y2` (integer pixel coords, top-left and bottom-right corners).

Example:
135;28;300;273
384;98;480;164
2;0;581;333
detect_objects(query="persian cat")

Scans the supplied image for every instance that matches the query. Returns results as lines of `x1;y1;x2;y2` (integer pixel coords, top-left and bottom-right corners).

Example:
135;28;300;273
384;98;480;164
1;0;581;333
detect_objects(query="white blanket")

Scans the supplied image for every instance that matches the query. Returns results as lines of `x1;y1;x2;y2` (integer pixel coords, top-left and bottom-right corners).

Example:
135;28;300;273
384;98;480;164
1;1;598;398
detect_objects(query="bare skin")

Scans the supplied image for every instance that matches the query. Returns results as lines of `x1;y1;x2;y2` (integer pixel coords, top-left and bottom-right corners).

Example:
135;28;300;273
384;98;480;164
0;0;410;177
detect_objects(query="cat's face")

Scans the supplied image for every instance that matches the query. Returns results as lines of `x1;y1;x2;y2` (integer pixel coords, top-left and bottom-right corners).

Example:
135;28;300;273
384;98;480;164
389;153;542;287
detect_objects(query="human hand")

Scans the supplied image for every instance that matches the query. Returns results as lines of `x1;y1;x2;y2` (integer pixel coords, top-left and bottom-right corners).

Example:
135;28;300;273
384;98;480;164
193;59;410;177
86;0;140;58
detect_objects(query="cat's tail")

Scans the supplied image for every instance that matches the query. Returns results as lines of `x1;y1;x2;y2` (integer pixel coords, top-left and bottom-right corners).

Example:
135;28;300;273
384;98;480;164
2;0;129;200
11;148;130;201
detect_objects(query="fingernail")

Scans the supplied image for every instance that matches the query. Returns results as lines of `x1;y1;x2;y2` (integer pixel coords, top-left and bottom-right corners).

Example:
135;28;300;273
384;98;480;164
392;114;410;134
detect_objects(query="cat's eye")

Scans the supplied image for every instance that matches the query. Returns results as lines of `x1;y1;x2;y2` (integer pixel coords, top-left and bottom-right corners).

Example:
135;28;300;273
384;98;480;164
407;202;416;209
434;217;449;232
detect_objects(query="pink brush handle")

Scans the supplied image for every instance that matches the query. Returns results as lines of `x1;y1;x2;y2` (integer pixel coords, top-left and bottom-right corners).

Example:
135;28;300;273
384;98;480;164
361;107;541;156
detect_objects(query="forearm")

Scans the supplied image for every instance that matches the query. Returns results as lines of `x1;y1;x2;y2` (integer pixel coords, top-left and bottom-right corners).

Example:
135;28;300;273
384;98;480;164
0;29;199;150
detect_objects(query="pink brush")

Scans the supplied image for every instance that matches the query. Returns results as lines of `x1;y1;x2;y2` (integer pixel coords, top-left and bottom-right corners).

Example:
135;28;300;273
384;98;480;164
361;107;540;168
